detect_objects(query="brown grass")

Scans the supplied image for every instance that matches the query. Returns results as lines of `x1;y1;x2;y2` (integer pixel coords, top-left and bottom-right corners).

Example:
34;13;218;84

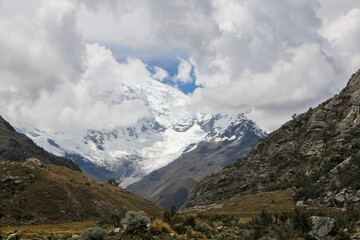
0;161;164;226
184;188;296;218
0;221;100;240
1;221;97;235
148;219;174;234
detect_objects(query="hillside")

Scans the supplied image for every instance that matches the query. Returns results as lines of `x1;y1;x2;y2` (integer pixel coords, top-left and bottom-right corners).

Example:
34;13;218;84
0;161;163;226
183;69;360;210
127;117;265;209
0;116;80;171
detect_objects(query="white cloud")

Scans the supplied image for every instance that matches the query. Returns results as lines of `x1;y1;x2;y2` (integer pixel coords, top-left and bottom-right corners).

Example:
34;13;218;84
1;0;360;133
174;58;193;84
9;44;151;133
320;8;360;73
152;66;169;82
0;0;84;103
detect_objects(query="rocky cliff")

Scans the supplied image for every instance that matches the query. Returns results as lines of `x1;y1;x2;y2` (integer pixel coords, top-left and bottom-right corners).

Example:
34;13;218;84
183;69;360;209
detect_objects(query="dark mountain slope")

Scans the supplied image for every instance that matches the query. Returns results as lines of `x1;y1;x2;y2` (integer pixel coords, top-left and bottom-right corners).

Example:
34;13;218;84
128;118;265;209
183;69;360;209
0;161;164;226
0;116;80;171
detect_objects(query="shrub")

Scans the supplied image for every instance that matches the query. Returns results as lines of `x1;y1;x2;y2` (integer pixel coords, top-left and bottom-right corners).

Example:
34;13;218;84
183;215;196;228
194;222;214;237
172;223;185;234
124;211;150;234
148;219;173;235
279;212;288;225
80;227;106;240
97;214;122;228
290;209;312;234
260;209;273;226
334;231;351;240
186;229;204;239
211;234;226;240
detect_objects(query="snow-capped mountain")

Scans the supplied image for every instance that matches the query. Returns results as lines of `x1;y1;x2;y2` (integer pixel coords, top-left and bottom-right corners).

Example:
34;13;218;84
18;44;266;187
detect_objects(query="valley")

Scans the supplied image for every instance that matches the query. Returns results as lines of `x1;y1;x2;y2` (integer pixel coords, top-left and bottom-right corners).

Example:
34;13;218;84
2;70;360;239
1;1;360;239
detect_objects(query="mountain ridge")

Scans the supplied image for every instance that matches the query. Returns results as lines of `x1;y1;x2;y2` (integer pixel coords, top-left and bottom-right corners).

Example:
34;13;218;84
127;116;265;209
183;69;360;210
0;116;163;225
16;44;267;187
0;115;80;171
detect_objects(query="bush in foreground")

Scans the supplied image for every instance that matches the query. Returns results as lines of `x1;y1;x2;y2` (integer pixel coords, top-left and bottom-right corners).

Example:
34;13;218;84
148;219;174;235
80;226;106;240
124;211;150;234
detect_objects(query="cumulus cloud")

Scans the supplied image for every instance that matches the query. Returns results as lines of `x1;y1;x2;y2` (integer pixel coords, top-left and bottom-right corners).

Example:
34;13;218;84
11;44;151;132
152;66;169;82
1;0;360;132
174;58;193;84
0;0;84;103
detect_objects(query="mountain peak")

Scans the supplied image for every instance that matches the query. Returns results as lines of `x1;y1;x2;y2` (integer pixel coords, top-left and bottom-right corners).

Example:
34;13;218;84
0;115;16;132
345;68;360;91
183;68;360;210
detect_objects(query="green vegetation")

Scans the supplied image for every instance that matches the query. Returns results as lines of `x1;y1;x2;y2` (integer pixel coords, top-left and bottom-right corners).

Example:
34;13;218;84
80;227;106;240
338;155;360;190
2;204;360;239
123;211;150;234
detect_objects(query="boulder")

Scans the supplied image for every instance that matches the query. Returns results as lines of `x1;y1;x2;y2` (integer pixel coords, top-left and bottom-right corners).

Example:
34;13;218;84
26;158;43;167
310;216;335;238
353;232;360;239
7;233;19;240
296;200;306;208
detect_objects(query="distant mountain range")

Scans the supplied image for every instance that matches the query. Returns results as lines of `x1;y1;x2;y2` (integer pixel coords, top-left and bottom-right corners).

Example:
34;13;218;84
183;69;360;210
128;115;265;209
18;69;265;188
0;115;80;171
0;116;163;225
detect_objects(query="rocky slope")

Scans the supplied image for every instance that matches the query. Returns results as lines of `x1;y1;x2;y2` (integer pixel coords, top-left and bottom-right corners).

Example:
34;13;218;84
0;116;80;171
0;161;163;226
127;116;265;209
183;69;360;209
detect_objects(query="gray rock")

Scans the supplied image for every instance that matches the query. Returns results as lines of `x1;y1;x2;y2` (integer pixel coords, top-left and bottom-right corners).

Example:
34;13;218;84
108;228;120;236
353;232;360;239
335;195;345;204
7;233;19;240
310;216;335;238
296;200;306;208
26;158;43;167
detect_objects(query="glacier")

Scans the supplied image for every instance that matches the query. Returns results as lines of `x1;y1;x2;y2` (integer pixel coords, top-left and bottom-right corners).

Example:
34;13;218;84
19;44;266;187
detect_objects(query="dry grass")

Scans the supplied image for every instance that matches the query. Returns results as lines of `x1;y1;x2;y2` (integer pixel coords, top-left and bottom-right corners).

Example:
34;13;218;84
1;221;97;235
184;188;296;218
0;161;164;226
0;221;99;240
148;219;174;234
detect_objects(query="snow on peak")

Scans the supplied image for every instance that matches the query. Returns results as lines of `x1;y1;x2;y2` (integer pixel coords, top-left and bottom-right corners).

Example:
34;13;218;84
19;44;265;187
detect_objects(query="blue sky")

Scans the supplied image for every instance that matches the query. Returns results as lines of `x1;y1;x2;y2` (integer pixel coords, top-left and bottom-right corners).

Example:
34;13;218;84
111;45;199;95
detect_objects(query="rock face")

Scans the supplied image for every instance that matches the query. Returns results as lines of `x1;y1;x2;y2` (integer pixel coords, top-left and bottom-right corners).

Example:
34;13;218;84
310;216;335;238
0;116;81;171
183;69;360;209
127;118;264;209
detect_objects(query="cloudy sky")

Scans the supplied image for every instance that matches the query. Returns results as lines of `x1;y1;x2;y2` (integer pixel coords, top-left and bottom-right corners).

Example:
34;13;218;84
0;0;359;132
